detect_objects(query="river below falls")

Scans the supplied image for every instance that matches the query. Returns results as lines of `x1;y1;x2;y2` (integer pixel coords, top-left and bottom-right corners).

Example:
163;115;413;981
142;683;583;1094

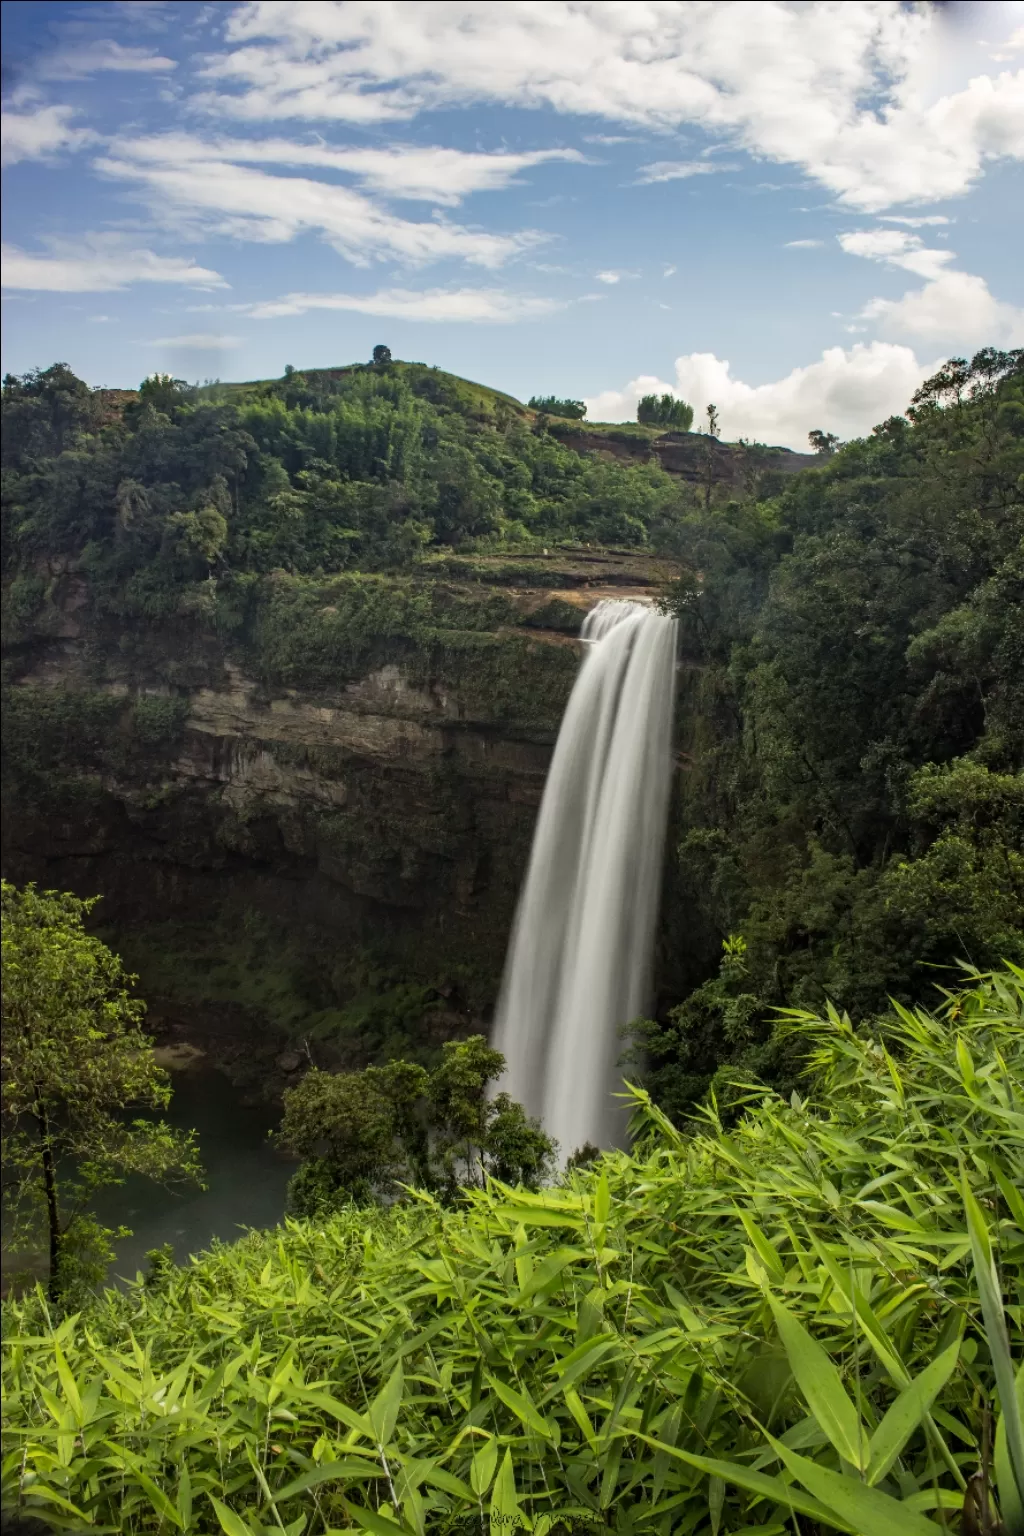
89;1064;295;1286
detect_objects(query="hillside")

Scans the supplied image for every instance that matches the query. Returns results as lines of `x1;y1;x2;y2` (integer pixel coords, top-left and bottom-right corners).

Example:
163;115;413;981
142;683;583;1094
2;347;1022;1108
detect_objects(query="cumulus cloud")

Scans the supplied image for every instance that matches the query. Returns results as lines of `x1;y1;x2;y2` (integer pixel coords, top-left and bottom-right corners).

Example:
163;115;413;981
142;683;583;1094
245;287;561;321
863;271;1024;348
839;226;1024;346
1;100;96;166
194;1;1024;210
109;132;584;205
584;342;936;451
1;235;227;292
95;138;544;267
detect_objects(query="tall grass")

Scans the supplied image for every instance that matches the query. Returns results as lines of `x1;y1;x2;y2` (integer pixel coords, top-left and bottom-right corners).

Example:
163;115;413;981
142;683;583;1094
3;966;1022;1534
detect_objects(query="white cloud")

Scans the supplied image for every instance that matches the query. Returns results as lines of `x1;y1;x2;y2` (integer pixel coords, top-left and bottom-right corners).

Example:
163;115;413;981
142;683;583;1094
839;226;1024;346
1;235;227;292
109;132;583;205
880;214;952;227
145;333;243;348
595;269;636;285
195;1;1024;211
863;270;1024;348
635;160;738;184
245;286;561;321
1;100;96;166
584;342;936;451
663;265;677;277
95;138;544;267
37;40;176;80
785;239;824;248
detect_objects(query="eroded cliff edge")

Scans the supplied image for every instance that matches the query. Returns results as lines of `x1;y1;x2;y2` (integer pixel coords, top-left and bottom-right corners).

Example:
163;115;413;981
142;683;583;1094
3;550;693;1069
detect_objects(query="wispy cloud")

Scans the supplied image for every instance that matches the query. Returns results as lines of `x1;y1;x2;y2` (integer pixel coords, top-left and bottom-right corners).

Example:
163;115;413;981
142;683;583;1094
635;160;739;185
37;39;176;81
94;139;547;269
145;332;242;348
245;287;562;322
191;2;1024;211
107;132;584;206
785;239;824;248
595;269;637;284
1;235;227;292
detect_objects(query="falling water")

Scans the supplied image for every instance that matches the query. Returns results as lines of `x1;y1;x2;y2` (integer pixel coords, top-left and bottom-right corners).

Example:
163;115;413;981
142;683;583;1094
492;598;678;1157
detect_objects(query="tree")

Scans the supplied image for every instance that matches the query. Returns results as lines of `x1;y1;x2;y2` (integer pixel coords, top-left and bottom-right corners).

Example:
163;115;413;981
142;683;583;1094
637;393;694;430
279;1035;555;1212
0;883;202;1301
372;345;393;366
527;396;587;420
705;403;720;439
808;428;839;455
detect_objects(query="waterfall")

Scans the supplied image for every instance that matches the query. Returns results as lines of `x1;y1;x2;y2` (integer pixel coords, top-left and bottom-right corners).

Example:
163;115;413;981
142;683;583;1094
492;597;678;1157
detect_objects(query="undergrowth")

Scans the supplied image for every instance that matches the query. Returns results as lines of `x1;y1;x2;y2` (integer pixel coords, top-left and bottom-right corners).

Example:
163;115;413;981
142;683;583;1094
2;965;1022;1534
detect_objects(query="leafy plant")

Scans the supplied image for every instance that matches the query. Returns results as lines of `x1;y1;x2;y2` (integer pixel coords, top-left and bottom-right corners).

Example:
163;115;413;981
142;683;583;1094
1;882;202;1302
2;964;1020;1532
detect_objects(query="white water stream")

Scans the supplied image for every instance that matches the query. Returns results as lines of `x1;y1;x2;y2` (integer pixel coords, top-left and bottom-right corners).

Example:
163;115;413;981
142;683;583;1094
492;598;678;1157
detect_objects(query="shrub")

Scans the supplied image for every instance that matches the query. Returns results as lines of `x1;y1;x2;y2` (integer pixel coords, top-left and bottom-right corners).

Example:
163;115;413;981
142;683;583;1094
2;965;1021;1533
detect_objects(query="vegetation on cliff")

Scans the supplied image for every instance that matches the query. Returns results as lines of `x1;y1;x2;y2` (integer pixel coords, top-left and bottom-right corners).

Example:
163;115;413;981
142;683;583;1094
639;346;1024;1116
1;346;1022;1115
2;963;1021;1533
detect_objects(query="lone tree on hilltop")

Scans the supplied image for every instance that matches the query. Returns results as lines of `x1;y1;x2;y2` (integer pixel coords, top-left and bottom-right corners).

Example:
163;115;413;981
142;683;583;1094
809;428;840;455
372;344;393;366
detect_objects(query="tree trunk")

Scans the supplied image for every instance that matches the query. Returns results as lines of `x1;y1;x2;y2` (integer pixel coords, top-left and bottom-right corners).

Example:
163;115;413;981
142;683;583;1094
34;1093;62;1302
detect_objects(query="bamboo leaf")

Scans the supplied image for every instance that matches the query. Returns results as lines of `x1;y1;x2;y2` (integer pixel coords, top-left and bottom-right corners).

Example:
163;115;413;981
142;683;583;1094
994;1361;1024;1534
767;1295;867;1471
490;1449;523;1535
486;1374;552;1440
341;1499;413;1536
963;1172;1024;1507
636;1436;849;1530
766;1432;946;1536
470;1437;498;1497
867;1342;960;1484
211;1494;263;1536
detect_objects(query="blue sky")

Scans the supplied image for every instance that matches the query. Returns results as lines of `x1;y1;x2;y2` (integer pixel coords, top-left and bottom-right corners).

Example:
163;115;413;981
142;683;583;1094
2;0;1022;448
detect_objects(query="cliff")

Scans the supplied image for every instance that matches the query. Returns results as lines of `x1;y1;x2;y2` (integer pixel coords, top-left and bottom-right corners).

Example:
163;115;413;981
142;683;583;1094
2;550;694;1071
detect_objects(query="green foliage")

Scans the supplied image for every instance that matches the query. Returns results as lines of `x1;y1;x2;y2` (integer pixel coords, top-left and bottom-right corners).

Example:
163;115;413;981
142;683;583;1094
527;396;587;420
659;347;1024;1106
2;965;1021;1532
1;359;687;619
0;882;202;1301
637;392;695;431
280;1035;555;1211
1;686;190;805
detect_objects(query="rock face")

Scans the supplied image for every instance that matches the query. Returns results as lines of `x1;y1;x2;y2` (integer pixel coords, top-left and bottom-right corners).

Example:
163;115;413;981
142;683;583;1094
2;553;687;1039
548;423;813;490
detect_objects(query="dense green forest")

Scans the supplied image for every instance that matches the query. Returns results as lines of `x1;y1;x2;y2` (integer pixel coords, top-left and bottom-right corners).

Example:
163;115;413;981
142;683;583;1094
2;347;1022;1106
2;347;1023;1531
